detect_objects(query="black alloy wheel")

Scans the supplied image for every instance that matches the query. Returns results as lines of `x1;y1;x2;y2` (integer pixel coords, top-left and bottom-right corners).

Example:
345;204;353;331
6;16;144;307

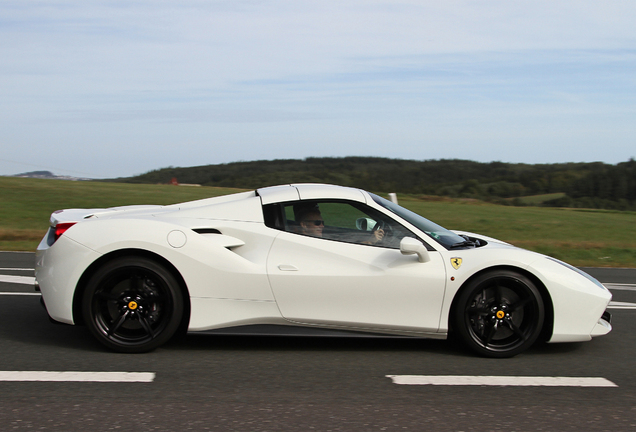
82;257;184;353
453;270;544;358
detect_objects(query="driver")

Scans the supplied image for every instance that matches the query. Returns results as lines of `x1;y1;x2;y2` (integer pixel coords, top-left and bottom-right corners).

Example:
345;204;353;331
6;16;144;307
295;204;324;237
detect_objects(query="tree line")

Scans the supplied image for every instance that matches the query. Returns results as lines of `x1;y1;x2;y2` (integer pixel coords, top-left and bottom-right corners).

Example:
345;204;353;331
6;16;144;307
116;157;636;210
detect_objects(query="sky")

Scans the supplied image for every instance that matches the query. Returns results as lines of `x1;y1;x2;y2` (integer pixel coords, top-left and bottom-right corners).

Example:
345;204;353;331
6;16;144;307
1;0;635;178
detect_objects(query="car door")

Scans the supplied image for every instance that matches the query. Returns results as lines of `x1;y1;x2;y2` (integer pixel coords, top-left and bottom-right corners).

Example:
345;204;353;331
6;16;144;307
265;200;447;333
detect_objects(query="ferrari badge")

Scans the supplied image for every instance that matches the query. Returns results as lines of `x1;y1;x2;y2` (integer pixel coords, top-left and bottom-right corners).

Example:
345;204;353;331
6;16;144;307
451;257;462;270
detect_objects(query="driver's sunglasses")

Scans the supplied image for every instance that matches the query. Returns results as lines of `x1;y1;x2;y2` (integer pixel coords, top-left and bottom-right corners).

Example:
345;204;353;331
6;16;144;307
308;220;324;226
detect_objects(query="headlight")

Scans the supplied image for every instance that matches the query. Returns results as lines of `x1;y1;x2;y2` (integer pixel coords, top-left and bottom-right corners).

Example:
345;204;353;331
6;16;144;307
546;257;608;291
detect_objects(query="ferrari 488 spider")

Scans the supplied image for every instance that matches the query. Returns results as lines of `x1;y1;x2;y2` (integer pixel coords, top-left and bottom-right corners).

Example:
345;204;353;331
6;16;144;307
35;184;612;357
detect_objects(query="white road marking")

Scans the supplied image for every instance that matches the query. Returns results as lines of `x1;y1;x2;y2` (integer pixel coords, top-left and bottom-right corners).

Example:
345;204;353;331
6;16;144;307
0;275;35;285
0;371;155;382
606;283;636;291
0;268;34;272
607;301;636;309
386;375;618;387
0;292;40;296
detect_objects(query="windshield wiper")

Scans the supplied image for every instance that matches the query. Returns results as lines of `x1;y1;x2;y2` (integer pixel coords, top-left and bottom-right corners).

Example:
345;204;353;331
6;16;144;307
450;235;478;249
450;240;475;249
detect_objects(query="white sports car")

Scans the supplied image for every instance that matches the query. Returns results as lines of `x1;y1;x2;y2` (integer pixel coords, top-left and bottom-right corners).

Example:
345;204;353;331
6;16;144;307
35;183;612;357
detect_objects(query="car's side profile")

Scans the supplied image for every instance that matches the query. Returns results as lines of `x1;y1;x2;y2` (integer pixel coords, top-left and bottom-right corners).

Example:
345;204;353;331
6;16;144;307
35;183;612;357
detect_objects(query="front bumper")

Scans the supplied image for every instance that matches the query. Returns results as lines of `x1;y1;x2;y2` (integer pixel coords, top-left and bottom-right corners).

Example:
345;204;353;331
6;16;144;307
591;310;612;337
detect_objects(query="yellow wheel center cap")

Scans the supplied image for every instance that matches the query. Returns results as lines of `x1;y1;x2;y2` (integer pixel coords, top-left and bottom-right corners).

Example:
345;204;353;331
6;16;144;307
128;301;138;310
496;310;505;319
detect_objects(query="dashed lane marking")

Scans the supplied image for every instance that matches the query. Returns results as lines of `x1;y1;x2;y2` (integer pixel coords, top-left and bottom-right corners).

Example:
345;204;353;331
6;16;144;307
386;375;618;387
607;301;636;309
0;371;155;382
0;275;35;285
605;283;636;291
0;292;40;296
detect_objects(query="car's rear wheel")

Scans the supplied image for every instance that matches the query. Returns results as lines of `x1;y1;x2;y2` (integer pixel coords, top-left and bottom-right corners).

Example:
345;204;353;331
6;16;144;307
82;257;183;353
453;270;544;358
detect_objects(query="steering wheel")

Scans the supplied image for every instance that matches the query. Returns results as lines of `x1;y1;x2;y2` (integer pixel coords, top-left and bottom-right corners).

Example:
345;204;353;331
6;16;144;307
372;220;393;238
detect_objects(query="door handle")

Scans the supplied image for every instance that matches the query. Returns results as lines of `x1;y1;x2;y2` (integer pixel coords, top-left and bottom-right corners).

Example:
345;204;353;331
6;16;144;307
278;264;298;271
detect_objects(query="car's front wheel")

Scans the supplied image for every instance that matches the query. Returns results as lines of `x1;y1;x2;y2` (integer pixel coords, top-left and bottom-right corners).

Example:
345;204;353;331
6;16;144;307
82;256;184;353
453;270;544;358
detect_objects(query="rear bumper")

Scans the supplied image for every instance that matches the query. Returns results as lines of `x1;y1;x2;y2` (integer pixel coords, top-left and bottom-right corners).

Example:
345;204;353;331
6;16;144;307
36;235;101;325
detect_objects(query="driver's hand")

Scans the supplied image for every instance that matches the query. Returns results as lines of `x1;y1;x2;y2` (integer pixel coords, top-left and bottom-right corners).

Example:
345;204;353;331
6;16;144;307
373;228;385;242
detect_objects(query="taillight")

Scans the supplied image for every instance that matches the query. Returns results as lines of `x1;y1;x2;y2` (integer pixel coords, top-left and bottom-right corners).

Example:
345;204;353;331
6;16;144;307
54;222;77;242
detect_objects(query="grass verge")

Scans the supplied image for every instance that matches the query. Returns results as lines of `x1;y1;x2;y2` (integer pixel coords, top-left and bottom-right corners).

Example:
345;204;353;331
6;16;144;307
1;177;634;267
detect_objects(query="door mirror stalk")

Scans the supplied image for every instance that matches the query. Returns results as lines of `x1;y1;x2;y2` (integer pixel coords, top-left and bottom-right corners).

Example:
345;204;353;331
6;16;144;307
400;237;431;263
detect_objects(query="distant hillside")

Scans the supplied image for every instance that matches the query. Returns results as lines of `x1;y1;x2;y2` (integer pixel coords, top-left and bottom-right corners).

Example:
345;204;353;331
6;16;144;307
12;171;91;181
118;157;636;210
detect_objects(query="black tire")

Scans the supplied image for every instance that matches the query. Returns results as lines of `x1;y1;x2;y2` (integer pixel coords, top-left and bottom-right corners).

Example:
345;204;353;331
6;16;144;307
82;256;184;353
453;270;544;358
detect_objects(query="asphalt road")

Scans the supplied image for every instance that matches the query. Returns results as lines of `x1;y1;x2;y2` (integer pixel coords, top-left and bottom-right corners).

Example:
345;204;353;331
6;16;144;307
1;251;635;431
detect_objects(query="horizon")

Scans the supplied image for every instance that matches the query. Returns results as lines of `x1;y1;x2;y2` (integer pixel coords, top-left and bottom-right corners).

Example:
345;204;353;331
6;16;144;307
8;156;635;181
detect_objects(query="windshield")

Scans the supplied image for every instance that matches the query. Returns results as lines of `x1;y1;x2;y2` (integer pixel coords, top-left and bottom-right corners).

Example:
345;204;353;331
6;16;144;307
370;193;467;249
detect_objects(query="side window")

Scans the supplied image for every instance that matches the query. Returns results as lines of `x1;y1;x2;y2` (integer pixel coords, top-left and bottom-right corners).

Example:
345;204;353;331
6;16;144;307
263;203;284;230
280;200;417;249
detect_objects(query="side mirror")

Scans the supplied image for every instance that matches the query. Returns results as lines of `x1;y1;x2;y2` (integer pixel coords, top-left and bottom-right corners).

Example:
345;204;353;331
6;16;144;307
400;237;431;263
355;217;376;231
